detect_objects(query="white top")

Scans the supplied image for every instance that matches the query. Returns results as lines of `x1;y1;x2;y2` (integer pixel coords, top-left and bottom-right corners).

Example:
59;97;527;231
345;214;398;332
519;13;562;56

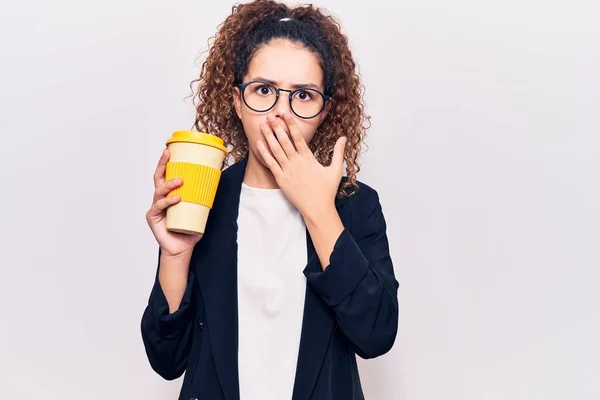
237;182;307;400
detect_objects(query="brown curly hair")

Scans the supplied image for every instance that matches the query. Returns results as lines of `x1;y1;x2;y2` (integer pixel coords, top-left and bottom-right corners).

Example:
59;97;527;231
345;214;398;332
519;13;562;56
189;0;370;198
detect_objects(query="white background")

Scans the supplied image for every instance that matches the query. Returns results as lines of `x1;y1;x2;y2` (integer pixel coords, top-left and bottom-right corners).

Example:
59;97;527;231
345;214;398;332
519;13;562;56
1;0;599;399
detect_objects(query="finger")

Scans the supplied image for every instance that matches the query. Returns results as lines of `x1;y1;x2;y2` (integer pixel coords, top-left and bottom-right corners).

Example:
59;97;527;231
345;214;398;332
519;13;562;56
153;148;170;188
261;122;288;168
282;112;309;154
256;140;283;176
268;115;296;158
148;194;180;217
153;178;183;203
331;136;347;169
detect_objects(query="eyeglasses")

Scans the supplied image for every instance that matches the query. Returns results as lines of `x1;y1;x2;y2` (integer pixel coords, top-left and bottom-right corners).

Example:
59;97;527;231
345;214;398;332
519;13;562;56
235;80;331;119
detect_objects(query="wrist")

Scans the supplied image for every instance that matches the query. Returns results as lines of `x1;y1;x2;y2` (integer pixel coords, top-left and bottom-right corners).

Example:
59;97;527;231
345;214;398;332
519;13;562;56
302;202;344;270
160;248;193;263
302;202;337;226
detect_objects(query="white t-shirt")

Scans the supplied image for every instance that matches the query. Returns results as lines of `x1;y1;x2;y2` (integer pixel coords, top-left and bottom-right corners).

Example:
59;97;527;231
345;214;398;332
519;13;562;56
237;182;307;400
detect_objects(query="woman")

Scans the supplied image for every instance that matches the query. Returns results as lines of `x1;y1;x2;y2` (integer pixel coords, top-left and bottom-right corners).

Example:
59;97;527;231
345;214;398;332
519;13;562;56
141;1;399;399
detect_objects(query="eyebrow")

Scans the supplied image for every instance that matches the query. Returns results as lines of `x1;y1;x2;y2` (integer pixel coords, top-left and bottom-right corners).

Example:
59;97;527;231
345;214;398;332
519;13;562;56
251;76;321;90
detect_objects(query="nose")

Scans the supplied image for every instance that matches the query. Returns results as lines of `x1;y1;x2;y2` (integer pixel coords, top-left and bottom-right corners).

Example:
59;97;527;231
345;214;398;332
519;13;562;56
272;90;292;118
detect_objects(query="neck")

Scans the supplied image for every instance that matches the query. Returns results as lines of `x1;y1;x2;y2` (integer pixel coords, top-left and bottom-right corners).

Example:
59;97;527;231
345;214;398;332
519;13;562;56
243;151;280;189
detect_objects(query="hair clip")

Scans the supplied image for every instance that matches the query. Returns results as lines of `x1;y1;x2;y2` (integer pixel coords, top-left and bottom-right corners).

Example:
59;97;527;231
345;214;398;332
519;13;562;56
279;17;292;22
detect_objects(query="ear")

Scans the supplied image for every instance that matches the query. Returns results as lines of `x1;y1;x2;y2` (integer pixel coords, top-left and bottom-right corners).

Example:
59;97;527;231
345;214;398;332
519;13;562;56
318;100;332;126
233;87;242;120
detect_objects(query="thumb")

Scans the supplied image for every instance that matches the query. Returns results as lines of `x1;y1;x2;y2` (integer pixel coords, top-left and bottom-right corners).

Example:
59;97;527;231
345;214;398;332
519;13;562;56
331;136;347;169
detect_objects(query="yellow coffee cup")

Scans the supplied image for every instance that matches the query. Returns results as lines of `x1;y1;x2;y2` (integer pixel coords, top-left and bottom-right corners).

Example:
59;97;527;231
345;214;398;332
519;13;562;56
165;131;227;235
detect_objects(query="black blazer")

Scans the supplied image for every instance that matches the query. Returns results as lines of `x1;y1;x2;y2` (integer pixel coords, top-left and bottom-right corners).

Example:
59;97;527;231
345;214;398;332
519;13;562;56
141;156;399;400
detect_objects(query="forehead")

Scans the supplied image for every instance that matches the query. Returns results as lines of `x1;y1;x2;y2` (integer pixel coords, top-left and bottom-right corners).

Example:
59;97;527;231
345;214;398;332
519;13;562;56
246;39;324;89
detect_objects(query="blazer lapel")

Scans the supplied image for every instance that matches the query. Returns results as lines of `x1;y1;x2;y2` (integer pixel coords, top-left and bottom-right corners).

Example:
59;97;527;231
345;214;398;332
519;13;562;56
194;157;247;400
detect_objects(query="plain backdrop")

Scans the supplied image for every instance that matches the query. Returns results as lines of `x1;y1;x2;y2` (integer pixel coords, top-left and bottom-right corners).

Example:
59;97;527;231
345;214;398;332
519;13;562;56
1;0;599;399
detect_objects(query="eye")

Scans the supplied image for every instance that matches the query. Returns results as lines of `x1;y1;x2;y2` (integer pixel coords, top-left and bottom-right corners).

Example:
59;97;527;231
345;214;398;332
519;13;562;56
294;90;313;101
255;85;273;96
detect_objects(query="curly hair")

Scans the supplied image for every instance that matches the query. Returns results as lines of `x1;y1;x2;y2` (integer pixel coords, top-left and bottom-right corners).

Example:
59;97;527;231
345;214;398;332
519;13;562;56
189;0;370;198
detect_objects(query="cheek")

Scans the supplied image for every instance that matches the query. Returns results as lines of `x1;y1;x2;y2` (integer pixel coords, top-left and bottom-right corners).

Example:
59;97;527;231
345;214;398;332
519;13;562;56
239;115;271;160
297;119;320;143
239;113;264;142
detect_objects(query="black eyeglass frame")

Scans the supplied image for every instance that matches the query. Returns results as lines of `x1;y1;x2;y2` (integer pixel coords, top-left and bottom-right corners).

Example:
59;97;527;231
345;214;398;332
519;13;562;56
235;80;332;120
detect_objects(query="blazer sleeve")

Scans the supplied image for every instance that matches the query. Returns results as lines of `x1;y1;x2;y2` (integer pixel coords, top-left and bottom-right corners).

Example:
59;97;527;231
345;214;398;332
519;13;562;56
140;247;196;380
304;186;399;359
